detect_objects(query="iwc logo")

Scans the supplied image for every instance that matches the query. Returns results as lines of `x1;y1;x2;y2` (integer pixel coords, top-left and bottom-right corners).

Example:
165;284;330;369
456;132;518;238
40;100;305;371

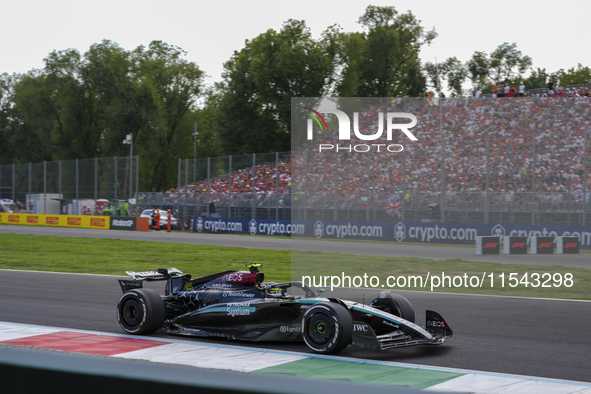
394;222;406;242
313;220;324;238
249;219;258;235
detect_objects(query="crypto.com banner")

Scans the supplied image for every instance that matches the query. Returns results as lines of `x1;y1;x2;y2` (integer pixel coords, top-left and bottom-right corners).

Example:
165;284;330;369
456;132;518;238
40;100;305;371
299;219;591;250
192;216;303;236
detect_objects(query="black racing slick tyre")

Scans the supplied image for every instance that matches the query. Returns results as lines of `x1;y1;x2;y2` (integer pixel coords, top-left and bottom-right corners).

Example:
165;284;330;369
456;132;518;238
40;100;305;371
117;288;165;335
302;302;352;355
369;291;415;323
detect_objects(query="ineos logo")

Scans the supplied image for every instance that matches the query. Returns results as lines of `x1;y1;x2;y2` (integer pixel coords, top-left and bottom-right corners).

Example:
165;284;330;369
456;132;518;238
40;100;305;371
427;320;447;328
222;273;244;282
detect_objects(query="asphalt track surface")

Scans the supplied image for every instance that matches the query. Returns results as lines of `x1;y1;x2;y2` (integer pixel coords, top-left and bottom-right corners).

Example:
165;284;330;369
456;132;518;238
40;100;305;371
1;225;591;382
2;224;590;268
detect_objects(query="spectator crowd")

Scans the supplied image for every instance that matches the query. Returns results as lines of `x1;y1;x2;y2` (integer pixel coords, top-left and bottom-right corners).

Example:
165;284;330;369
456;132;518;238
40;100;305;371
164;95;591;214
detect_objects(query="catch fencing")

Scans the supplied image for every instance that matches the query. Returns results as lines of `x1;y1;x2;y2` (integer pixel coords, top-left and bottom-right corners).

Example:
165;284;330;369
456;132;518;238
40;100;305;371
0;156;138;216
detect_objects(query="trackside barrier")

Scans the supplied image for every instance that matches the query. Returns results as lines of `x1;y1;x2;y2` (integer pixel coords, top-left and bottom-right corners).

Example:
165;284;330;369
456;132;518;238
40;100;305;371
190;217;591;250
108;216;149;232
0;213;109;229
136;217;150;231
476;236;500;255
531;236;555;254
0;347;417;394
557;236;580;254
503;236;528;254
110;216;137;230
0;213;149;231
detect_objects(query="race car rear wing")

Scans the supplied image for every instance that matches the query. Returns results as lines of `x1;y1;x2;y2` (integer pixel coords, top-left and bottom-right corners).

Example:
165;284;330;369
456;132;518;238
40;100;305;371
125;268;184;280
118;268;186;294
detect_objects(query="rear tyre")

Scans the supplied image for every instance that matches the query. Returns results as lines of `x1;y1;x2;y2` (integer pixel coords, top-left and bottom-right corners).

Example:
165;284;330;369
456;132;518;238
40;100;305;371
369;291;415;323
117;288;165;334
302;302;352;354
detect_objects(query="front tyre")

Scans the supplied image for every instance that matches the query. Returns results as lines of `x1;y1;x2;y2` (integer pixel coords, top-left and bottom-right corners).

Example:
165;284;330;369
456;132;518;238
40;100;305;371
116;288;165;334
369;291;415;323
302;302;352;354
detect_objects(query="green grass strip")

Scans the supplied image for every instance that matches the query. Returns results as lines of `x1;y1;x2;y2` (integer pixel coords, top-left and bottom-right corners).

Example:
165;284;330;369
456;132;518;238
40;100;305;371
292;250;591;299
1;233;590;300
252;358;463;389
0;233;290;280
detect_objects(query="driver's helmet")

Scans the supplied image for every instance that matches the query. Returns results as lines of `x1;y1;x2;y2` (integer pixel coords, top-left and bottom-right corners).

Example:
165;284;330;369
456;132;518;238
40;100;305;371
265;285;283;297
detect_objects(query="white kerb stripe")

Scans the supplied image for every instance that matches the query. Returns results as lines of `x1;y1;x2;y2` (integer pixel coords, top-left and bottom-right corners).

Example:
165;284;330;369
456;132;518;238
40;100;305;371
426;373;591;394
116;343;306;372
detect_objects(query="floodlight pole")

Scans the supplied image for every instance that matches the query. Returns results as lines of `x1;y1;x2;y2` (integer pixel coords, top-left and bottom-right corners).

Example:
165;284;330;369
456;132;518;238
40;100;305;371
584;128;588;226
532;129;536;225
123;134;133;202
436;58;446;223
485;134;490;223
193;122;198;185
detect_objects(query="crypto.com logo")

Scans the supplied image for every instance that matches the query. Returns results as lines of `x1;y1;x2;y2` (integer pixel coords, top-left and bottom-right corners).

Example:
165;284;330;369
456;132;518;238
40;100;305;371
302;107;417;153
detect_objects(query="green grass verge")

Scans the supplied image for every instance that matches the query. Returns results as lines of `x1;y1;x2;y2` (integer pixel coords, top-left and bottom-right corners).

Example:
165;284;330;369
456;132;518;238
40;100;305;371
292;251;591;299
0;233;290;280
1;233;589;300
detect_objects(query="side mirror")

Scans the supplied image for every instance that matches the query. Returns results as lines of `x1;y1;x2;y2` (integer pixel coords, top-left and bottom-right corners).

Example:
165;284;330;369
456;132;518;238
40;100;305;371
157;268;168;276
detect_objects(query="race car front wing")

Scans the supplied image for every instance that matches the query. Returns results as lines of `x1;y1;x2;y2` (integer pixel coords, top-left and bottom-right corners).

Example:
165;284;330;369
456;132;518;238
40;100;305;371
351;310;453;351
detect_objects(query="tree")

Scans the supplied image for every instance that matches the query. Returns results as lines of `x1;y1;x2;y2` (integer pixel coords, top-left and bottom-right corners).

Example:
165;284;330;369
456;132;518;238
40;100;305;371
522;67;549;90
14;48;101;161
82;40;154;158
424;57;467;96
335;5;435;97
489;42;532;83
215;19;334;154
468;43;532;87
445;57;468;96
0;72;52;164
559;64;591;86
10;40;204;192
192;87;221;159
466;51;490;89
132;41;204;191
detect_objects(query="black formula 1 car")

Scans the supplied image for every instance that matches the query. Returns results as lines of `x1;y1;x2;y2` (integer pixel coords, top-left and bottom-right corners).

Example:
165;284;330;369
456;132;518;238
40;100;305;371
116;265;452;354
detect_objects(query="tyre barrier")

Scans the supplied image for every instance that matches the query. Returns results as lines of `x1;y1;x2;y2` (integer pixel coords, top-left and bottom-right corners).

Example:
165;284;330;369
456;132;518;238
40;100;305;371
531;236;555;254
480;235;580;255
475;236;500;255
503;236;528;254
556;236;580;254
